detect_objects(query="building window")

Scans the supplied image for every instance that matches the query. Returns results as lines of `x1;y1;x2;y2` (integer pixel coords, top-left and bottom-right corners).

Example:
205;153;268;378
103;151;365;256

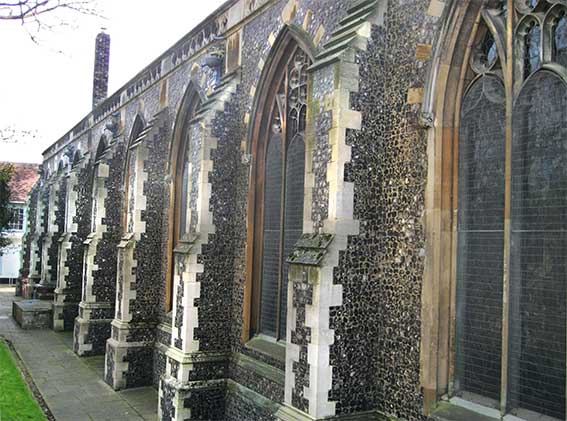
169;89;202;311
454;6;567;419
524;21;541;76
554;11;567;67
123;117;145;234
250;44;310;341
456;75;505;402
91;136;108;233
8;207;24;231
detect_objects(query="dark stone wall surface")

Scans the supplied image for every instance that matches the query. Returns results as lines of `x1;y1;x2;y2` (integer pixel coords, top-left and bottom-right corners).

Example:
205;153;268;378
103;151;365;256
228;0;351;376
92;141;125;304
225;389;277;421
29;0;449;418
44;177;67;286
329;1;439;417
63;162;93;305
195;89;243;354
129;115;169;326
183;386;226;420
20;185;39;279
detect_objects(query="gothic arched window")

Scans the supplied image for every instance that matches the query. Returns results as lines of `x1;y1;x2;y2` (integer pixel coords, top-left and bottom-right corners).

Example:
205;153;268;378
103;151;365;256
168;89;202;311
91;137;107;233
123;116;145;234
553;10;567;67
249;42;311;342
454;3;567;419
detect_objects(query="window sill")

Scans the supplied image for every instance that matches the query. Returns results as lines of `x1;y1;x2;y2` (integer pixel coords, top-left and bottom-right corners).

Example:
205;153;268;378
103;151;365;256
244;334;286;364
431;400;499;421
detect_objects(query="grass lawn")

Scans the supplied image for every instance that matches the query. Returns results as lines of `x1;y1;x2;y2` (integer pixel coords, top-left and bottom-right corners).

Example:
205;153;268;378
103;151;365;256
0;340;46;421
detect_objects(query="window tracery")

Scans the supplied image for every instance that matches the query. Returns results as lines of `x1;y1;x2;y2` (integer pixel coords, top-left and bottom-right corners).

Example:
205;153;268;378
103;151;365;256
524;21;541;74
252;45;310;341
168;90;201;312
454;2;567;419
553;11;567;65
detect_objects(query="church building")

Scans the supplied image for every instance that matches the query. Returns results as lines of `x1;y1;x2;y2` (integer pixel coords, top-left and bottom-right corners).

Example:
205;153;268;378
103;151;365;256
19;0;567;419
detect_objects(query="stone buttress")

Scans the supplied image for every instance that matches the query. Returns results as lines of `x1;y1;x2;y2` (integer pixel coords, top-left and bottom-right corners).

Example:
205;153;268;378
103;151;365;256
75;137;124;356
276;1;382;419
37;168;67;300
54;154;92;331
159;73;239;420
106;110;170;390
19;183;41;296
159;71;239;421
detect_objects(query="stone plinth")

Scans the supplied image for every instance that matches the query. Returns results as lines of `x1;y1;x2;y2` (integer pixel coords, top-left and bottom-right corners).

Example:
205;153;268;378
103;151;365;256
12;300;53;329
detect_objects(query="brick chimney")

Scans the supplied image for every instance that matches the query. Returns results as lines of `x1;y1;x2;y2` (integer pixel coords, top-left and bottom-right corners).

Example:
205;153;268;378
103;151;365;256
92;30;110;109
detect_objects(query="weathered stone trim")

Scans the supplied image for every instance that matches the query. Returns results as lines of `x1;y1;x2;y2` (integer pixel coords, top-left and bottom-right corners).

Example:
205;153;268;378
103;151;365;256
284;1;379;419
161;70;239;421
53;155;91;331
106;112;165;390
74;145;117;356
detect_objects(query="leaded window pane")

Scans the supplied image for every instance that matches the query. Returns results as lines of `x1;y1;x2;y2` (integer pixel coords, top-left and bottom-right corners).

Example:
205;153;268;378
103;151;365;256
456;75;506;402
281;135;305;337
510;71;567;419
260;132;283;337
524;23;541;76
258;46;309;340
180;145;190;238
554;13;567;68
480;31;498;69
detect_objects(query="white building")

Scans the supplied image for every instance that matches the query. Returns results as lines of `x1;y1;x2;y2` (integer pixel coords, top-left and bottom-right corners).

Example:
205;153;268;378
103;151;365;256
0;163;39;282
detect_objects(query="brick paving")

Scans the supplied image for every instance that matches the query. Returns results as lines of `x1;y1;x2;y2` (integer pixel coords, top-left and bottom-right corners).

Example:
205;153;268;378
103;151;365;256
0;285;158;421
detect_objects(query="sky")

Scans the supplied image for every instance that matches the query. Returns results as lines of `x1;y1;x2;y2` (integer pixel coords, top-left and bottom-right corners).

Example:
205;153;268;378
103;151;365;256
0;0;226;163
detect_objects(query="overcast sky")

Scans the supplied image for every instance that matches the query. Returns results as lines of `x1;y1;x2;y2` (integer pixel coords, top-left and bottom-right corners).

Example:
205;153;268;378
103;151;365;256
0;0;226;163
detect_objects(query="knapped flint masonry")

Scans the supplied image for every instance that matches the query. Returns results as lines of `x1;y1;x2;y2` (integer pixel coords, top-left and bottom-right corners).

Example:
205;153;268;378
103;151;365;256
18;0;567;420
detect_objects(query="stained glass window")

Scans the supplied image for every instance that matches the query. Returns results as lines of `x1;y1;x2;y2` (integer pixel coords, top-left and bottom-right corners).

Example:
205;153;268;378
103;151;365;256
510;71;567;420
524;22;541;76
257;47;309;340
554;12;567;67
456;76;506;402
455;5;567;419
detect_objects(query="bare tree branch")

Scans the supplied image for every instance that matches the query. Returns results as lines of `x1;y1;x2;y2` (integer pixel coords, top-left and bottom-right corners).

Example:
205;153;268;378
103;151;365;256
0;0;103;47
0;0;99;22
0;126;38;144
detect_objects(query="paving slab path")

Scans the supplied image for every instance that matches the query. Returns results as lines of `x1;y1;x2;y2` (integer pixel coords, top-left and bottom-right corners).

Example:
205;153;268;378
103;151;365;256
0;285;158;421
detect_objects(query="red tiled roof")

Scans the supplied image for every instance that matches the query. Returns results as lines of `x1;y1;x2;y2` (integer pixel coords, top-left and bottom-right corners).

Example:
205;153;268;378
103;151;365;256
0;162;40;203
